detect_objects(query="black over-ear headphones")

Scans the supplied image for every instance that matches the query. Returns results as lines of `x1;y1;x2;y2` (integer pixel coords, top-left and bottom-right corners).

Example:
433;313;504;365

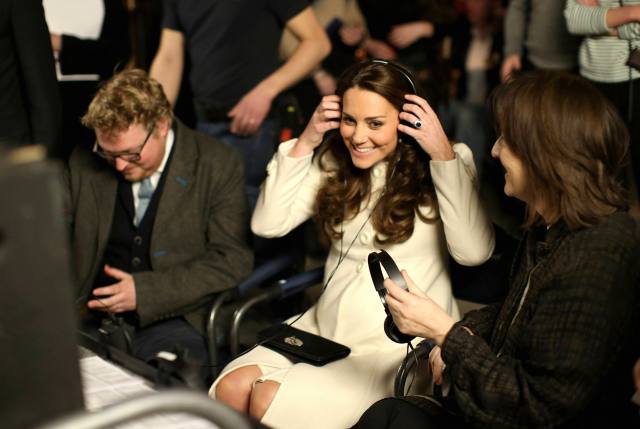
368;250;415;344
370;60;422;129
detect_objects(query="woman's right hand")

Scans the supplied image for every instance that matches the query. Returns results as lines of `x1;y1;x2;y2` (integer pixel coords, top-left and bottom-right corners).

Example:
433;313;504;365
290;95;341;157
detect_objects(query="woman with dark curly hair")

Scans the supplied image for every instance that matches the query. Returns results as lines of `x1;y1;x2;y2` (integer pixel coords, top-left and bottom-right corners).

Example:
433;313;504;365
210;60;495;429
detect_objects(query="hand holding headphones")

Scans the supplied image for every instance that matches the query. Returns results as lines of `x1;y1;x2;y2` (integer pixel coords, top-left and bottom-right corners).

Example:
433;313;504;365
368;250;414;343
369;250;456;346
398;94;454;162
291;95;342;157
384;269;456;346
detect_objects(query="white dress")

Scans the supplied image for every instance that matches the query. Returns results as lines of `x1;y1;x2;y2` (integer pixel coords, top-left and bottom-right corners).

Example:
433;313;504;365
210;139;495;429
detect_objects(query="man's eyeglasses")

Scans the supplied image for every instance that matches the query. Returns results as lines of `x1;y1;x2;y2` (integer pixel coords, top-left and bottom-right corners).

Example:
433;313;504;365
93;126;154;162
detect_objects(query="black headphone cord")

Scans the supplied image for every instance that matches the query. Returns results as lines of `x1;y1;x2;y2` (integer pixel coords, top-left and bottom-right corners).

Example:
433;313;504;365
225;159;400;365
76;294;134;353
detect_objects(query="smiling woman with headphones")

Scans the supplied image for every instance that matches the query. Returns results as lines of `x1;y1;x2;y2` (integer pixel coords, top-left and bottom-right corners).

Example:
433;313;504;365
210;60;495;429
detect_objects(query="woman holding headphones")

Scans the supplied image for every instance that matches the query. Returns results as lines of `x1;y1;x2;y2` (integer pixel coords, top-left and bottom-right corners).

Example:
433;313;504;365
211;60;495;429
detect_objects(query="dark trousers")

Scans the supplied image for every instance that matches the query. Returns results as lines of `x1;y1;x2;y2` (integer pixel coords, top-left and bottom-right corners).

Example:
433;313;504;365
351;397;465;429
592;78;640;199
131;317;209;363
131;317;211;385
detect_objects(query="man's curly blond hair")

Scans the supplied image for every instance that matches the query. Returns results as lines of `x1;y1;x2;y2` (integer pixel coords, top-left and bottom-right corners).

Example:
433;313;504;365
81;69;173;133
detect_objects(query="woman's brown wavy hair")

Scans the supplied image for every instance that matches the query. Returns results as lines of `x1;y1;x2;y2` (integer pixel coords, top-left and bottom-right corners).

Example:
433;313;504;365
490;71;629;230
314;60;439;245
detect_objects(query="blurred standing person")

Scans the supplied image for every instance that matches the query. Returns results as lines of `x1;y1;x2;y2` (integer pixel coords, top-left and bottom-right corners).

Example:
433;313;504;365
501;0;579;81
446;0;503;179
0;0;61;155
565;0;640;201
44;0;131;160
279;0;367;120
357;0;457;107
150;1;330;208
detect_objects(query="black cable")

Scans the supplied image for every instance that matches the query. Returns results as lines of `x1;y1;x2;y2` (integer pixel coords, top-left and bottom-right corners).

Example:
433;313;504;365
221;160;401;367
76;294;134;353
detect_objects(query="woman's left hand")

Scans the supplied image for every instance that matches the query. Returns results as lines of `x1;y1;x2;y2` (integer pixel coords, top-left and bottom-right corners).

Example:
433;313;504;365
384;270;455;346
398;94;454;161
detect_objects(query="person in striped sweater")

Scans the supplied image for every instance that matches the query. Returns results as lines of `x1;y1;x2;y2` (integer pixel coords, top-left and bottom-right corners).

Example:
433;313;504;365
565;0;640;200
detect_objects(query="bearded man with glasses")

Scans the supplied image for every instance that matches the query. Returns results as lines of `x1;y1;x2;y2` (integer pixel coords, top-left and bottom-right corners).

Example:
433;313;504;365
65;69;253;379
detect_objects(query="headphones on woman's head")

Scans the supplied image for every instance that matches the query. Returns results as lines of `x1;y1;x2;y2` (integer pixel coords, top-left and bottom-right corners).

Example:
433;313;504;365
370;59;418;95
369;60;423;131
368;250;415;344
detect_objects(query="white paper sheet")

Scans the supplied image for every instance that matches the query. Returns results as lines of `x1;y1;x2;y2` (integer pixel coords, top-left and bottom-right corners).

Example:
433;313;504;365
80;356;220;429
43;0;104;39
43;0;104;81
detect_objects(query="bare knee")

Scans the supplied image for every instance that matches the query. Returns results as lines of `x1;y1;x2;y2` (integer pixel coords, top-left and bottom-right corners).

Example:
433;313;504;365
215;365;262;413
249;380;280;420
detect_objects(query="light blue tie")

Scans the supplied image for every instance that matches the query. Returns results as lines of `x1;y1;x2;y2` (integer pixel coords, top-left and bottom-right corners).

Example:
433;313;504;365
135;177;154;227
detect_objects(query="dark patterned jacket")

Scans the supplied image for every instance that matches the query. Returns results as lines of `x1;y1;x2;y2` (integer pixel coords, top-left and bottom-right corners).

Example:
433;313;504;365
442;211;640;428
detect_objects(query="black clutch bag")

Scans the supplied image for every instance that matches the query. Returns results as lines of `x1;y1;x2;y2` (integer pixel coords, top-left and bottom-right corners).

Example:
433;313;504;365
257;324;350;366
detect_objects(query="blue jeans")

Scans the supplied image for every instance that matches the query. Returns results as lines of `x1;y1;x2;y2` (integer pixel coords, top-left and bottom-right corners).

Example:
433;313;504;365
438;101;489;180
197;119;276;211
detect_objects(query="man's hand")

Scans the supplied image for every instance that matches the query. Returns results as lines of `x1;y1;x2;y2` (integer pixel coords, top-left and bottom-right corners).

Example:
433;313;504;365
340;24;366;46
88;265;137;313
228;84;274;136
388;21;434;49
363;38;398;60
50;33;61;54
313;69;337;96
384;270;455;346
500;54;522;82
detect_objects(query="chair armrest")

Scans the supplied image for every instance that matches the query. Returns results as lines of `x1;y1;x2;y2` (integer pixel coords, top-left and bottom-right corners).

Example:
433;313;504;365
205;253;297;376
278;266;324;298
237;254;295;295
394;339;436;397
207;289;237;377
228;267;324;357
36;389;254;429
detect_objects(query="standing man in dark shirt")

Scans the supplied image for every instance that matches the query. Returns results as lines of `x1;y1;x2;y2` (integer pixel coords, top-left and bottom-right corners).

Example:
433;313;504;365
0;0;61;154
150;0;330;207
67;69;253;366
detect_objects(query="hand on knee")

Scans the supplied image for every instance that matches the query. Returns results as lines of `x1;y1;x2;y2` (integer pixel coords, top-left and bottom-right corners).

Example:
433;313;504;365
249;380;280;420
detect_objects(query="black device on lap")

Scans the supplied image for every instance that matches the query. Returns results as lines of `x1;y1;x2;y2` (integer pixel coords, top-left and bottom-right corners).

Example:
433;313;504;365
368;250;415;344
257;324;350;366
